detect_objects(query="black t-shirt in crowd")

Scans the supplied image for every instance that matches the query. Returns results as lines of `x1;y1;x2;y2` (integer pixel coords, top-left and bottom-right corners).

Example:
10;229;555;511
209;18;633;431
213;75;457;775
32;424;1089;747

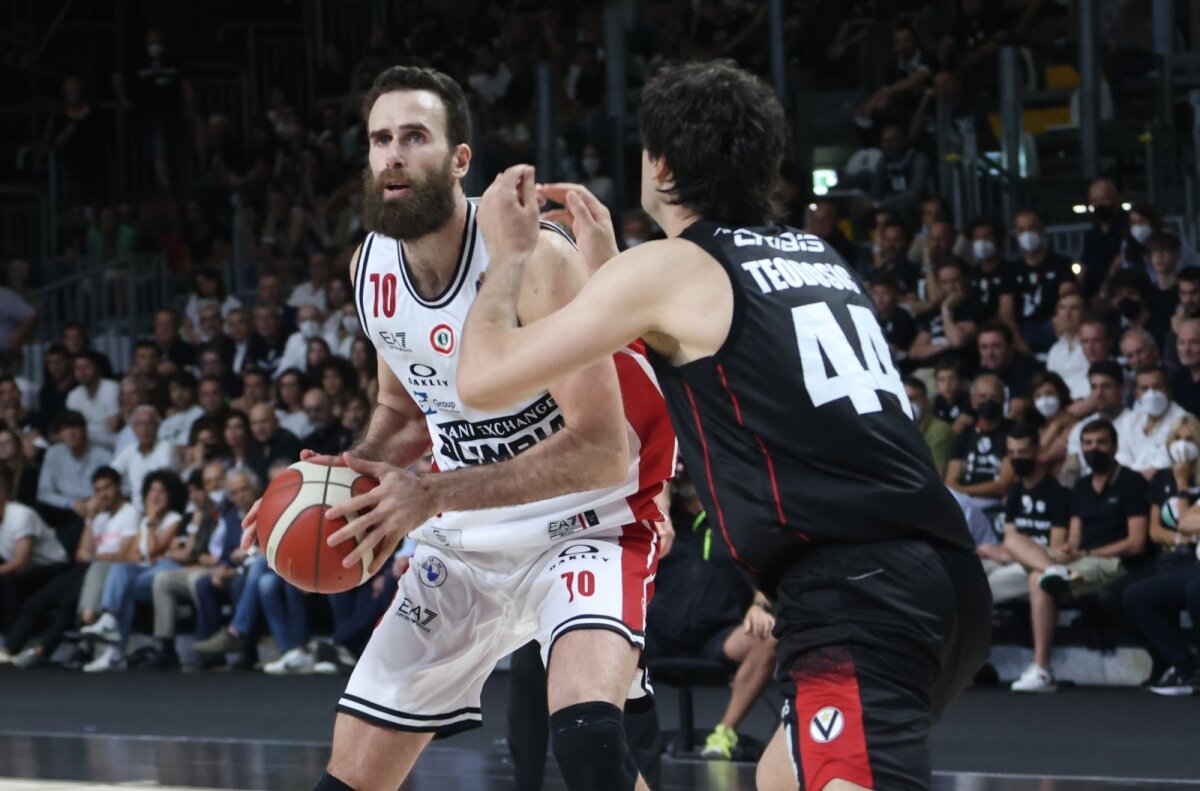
985;352;1044;400
1005;475;1069;545
971;260;1016;324
1010;251;1074;324
916;298;985;368
865;259;922;296
951;421;1008;486
879;307;918;364
1070;466;1149;552
1148;469;1199;512
933;390;973;424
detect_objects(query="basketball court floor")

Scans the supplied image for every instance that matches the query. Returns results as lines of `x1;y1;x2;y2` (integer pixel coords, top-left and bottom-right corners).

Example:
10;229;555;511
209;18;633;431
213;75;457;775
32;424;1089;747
0;669;1194;790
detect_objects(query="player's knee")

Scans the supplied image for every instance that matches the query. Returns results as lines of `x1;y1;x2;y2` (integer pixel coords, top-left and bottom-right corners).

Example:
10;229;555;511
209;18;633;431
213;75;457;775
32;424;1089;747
549;701;638;791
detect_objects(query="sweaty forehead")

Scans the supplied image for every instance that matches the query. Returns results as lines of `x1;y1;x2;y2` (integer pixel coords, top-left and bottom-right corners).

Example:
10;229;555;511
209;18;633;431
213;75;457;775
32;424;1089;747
370;90;446;134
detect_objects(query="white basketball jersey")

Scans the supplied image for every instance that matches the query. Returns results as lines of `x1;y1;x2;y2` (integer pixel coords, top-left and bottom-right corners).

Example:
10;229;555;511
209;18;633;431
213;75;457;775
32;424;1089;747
354;202;676;552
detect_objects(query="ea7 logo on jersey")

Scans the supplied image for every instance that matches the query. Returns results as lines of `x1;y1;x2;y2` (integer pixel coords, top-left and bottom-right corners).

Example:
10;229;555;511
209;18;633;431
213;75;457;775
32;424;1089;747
379;330;409;352
547;512;600;541
397;597;438;631
809;707;845;743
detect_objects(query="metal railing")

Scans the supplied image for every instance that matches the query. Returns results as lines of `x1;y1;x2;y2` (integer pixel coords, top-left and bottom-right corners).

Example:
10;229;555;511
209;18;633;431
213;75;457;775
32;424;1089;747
190;63;252;139
35;253;169;347
216;21;311;120
0;187;49;262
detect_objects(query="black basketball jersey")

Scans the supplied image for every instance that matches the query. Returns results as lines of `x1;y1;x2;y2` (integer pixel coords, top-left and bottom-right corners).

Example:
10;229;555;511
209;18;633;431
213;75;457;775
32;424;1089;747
649;219;974;593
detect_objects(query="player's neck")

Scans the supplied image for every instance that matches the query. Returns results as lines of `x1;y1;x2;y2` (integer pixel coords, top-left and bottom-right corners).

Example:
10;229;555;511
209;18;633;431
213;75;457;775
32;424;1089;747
656;204;702;238
401;194;470;296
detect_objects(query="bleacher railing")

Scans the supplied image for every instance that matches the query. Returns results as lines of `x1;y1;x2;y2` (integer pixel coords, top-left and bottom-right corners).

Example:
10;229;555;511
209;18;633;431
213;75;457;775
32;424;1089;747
35;254;169;352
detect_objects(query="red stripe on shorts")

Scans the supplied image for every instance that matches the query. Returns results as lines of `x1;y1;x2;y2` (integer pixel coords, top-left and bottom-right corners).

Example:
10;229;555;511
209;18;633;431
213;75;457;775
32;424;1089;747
790;648;874;790
617;521;657;633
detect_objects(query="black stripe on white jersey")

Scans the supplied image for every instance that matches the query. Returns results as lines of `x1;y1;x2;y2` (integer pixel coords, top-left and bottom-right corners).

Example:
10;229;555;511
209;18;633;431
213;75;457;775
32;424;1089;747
354;232;376;337
396;202;477;309
537;219;578;249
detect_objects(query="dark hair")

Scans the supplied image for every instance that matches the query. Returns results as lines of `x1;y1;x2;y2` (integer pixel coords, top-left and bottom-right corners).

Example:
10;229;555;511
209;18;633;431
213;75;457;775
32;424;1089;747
92;466;121;487
62;320;87;339
362;66;471;147
170;371;198;391
1007;422;1036;442
54;409;87;431
133;339;159;356
1135;363;1169;380
317;358;357;393
1128;203;1162;230
1145;232;1182;254
77;350;108;371
186;468;204;490
934;358;962;375
903;376;927;395
881;220;910;243
967;215;1001;239
1081;417;1118;446
1179;268;1200;286
44;342;69;359
193;267;228;300
638;60;788;225
1088;359;1124;385
197;374;224;391
978;321;1013;346
0;375;16;390
934;258;967;278
242;368;269;386
1109;268;1151;300
1080;315;1109;336
868;273;902;293
0;465;13;496
142;469;187;514
1031;371;1071;405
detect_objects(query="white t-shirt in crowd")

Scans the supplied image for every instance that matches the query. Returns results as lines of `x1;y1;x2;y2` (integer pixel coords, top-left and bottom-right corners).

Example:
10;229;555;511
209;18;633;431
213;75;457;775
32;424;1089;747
0;502;67;566
91;502;140;557
66;379;121;451
111;441;179;510
280;410;314;440
159;405;204;449
1046;335;1090;400
1114;402;1192;474
137;511;184;562
287;282;328;311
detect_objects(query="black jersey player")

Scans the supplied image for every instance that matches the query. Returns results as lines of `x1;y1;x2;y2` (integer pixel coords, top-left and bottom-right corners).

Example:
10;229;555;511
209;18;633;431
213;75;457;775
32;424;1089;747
460;61;991;791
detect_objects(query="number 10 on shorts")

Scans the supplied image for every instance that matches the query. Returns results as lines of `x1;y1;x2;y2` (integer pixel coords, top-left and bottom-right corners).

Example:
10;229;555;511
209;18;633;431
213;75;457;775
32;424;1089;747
561;570;595;602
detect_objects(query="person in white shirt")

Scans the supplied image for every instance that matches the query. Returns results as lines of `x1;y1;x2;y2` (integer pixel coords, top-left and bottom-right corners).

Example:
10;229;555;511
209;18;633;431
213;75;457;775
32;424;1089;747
1118;328;1160;404
0;466;69;631
320;277;354;339
65;352;120;451
81;470;186;672
111;376;150;456
158;372;204;453
36;410;112;518
288;251;331;311
1114;365;1191;478
277;368;313;439
75;467;139;626
1045;294;1089;400
276;303;326;375
110;405;179;510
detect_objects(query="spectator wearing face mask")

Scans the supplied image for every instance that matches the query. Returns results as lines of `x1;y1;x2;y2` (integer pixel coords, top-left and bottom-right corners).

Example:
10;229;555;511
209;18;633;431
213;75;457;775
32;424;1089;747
905;377;955;476
1113;365;1191;479
869;274;917;369
1107;269;1156;348
1080;178;1126;299
1029;372;1077;477
1010;209;1076;354
965;218;1020;338
1165;268;1200;366
976;322;1043;420
1118;328;1160;405
945;374;1015;547
1110;204;1163;285
276;304;327;375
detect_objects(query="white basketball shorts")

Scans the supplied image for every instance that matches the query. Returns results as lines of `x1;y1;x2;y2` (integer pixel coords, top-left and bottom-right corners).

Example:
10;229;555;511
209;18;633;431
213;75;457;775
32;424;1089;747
336;520;659;737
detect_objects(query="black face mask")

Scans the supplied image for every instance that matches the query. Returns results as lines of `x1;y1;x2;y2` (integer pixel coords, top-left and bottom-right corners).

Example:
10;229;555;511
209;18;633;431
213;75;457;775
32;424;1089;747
1117;298;1143;320
1011;457;1036;478
1084;449;1112;473
1093;205;1116;224
976;399;1002;421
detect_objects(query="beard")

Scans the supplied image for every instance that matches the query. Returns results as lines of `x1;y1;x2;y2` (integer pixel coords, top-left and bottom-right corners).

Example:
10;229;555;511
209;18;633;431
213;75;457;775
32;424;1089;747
361;157;457;241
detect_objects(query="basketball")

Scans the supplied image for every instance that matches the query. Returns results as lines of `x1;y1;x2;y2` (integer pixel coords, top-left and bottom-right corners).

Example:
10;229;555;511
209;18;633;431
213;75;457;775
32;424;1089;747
255;460;380;594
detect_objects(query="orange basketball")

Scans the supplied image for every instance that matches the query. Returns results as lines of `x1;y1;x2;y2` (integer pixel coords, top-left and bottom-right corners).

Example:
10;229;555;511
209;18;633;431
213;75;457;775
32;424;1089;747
256;460;380;593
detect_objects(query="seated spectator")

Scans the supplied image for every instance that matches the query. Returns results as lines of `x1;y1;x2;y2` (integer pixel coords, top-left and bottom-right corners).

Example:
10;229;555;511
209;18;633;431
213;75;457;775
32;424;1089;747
302;389;345;457
868;124;931;228
1112;204;1162;283
854;23;935;134
1169;318;1200;416
869;274;917;368
224;307;254;375
153;308;197;371
945;374;1014;546
37;410;112;521
1108;270;1156;349
318;558;402;675
249;305;288;374
231;369;273;414
128;340;169;414
1080;178;1127;298
1030;372;1078;477
1164;268;1200;366
75;467;139;628
977;322;1043;419
196;375;231;427
66;351;120;452
1145;233;1182;343
112;376;150;456
255;273;298;335
223;410;261;475
181;421;227;482
158;372;203;453
0;427;40;505
189;469;256;663
183;267;241;340
911;202;971;272
985;424;1070;605
908;259;982;372
1122;414;1200;694
1115;365;1191;479
966;217;1020;338
0;467;69;633
277;304;327;374
1013;419;1148;692
111;406;178;510
349;337;379;402
644;469;774;762
1045;294;1090;399
0;375;43;438
80;471;186;671
198;343;241;399
316;359;357;416
339;392;370;448
1118;330;1160;410
804;200;857;270
1064;361;1130;480
276;369;311;439
939;0;1005;96
909;218;963;315
1010;209;1076;353
305;337;333;375
321;277;358;351
190;303;227;348
932;360;974;434
249;403;302;480
905;377;955;476
39;343;76;420
864;218;921;297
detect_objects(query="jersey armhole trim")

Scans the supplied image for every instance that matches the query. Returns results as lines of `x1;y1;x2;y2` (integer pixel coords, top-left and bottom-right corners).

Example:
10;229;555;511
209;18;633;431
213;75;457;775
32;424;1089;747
354;233;376;338
666;227;747;376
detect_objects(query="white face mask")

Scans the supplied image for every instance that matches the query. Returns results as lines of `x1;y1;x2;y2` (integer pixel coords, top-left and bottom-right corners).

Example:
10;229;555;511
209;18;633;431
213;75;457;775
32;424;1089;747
910;401;923;421
299;320;320;339
342;315;360;333
1139;389;1170;418
972;239;996;261
1017;231;1042;253
1130;223;1154;244
1169;439;1199;464
1034;395;1060;418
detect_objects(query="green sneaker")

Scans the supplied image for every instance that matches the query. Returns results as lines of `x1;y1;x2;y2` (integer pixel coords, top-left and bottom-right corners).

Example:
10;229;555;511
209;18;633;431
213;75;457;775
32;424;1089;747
700;724;738;759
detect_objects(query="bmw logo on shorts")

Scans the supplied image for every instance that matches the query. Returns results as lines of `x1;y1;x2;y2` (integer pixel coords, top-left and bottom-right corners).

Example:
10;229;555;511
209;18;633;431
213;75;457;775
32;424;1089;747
419;557;448;588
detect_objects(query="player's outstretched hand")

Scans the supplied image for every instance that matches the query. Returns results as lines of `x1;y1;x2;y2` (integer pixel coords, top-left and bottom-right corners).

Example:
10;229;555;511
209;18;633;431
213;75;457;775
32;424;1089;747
325;453;438;574
240;498;261;550
537;183;619;275
479;164;540;263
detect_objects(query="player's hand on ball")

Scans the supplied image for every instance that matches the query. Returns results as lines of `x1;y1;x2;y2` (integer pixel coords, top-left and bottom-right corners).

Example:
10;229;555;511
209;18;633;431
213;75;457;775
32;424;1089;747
479;164;540;261
537;183;620;275
298;448;347;467
325;453;438;573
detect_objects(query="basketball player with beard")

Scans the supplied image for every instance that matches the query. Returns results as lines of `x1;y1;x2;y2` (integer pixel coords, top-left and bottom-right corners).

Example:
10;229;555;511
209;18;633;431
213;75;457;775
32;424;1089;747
243;66;675;791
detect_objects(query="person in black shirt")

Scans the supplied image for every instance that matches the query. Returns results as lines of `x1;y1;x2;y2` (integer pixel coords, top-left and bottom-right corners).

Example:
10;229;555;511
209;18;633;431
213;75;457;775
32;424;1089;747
988;425;1071;607
1014;419;1148;692
1080;179;1127;298
909;259;983;373
1145;233;1182;348
864;218;922;297
946;374;1014;547
1164;268;1200;366
1108;269;1157;350
868;125;933;228
965;216;1019;336
459;61;989;790
933;360;975;433
1011;209;1076;354
869;274;917;370
976;322;1044;420
805;200;859;271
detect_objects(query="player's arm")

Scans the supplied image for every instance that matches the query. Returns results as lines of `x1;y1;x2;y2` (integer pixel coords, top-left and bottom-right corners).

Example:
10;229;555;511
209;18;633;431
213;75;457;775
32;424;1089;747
0;537;32;575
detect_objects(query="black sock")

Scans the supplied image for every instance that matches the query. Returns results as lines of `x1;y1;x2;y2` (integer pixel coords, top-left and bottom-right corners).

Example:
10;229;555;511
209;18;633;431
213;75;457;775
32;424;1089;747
313;771;355;790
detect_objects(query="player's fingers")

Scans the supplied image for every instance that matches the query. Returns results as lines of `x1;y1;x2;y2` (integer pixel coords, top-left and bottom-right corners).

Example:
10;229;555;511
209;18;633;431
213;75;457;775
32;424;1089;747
540;208;574;228
342;452;388;478
367;532;404;576
239;523;257;551
328;508;381;547
301;450;347;467
325;487;382;521
565;190;597;226
343;522;391;568
241;499;261;529
518;166;537;209
538;183;585;205
566;185;610;221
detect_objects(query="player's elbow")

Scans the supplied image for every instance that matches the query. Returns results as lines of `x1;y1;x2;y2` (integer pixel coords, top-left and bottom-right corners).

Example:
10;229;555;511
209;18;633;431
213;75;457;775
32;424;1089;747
459;371;510;413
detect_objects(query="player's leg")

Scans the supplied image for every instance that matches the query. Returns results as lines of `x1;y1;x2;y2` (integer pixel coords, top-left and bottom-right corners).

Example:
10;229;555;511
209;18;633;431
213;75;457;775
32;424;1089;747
507;640;550;791
756;726;872;791
715;626;777;732
319;715;432;791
